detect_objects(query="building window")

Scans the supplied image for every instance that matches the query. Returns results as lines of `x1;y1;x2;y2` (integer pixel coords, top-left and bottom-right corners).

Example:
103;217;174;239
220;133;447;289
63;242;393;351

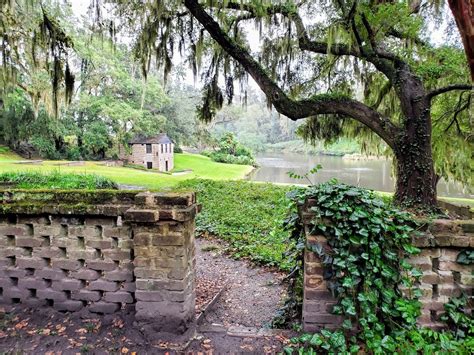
146;144;152;154
161;144;163;153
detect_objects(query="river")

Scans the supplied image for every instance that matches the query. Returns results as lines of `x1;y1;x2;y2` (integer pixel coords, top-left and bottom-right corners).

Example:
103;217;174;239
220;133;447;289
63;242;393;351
249;152;473;199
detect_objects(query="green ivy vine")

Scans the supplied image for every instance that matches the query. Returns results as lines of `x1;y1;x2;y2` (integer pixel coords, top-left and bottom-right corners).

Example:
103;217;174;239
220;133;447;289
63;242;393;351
281;180;474;354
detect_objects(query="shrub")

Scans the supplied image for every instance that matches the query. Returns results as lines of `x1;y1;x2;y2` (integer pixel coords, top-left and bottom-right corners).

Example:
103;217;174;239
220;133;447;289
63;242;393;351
0;171;118;190
205;132;257;166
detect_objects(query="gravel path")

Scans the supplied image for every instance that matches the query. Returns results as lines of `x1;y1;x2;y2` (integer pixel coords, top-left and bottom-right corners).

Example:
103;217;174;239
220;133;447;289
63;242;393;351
195;236;287;329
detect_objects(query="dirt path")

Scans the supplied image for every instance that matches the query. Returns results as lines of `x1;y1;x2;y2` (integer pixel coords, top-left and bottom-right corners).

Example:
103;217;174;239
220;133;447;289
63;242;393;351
195;236;287;329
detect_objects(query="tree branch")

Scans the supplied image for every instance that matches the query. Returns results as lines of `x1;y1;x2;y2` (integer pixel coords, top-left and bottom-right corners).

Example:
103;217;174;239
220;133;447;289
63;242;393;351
183;0;399;148
427;84;473;100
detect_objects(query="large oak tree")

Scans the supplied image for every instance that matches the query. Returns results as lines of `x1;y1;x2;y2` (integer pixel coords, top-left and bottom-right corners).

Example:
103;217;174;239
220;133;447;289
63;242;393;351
119;0;472;209
2;0;473;209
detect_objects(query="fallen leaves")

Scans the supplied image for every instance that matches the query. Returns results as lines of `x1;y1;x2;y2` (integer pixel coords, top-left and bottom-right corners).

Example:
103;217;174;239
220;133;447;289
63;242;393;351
14;319;28;330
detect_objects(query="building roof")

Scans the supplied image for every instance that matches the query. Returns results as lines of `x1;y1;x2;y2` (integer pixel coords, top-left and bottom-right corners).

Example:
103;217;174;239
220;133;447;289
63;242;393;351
129;133;173;145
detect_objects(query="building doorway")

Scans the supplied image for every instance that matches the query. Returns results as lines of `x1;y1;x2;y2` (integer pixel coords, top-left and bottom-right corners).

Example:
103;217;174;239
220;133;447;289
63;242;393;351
147;162;152;169
165;161;169;171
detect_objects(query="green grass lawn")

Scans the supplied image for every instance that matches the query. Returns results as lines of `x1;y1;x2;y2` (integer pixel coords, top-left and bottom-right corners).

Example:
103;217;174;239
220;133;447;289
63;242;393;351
0;148;253;188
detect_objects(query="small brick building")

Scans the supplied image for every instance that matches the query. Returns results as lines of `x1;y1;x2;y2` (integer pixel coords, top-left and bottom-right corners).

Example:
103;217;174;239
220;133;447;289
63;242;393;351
120;134;174;172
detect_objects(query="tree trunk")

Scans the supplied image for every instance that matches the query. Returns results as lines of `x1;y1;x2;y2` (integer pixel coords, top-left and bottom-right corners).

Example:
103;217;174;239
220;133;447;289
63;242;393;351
392;68;438;209
394;136;437;209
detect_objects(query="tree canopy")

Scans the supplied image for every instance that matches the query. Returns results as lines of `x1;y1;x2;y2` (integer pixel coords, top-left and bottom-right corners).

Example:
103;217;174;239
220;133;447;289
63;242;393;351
1;0;473;208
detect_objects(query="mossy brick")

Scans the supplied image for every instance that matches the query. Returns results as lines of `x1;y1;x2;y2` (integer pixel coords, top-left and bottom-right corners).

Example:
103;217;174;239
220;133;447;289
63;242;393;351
124;209;159;223
54;300;84;312
102;249;131;261
89;301;121;314
35;268;68;280
421;272;441;284
16;257;49;269
135;300;191;318
52;259;83;271
86;260;117;271
32;247;64;259
151;234;185;247
151;256;187;269
18;278;50;290
135;290;165;302
134;268;170;279
15;237;43;248
102;226;131;239
419;249;441;258
457;220;474;233
104;291;133;303
121;282;135;292
438;261;471;273
168;268;191;280
434;235;452;246
52;279;84;291
305;262;324;276
437;270;455;283
88;280;120;292
3;286;23;299
68;226;101;238
152;193;195;207
303;301;322;313
0;248;17;258
411;235;431;247
85;240;113;249
134;192;155;206
104;270;133;282
71;269;101;281
133;233;152;246
460;274;474;286
50;237;69;248
135;278;189;292
4;267;27;278
84;217;114;226
450;236;471;247
71;290;102;302
37;289;68;301
439;285;462;297
24;298;48;308
118;239;133;249
305;275;325;289
440;249;460;261
164;290;194;303
303;313;344;324
33;225;62;236
67;249;100;260
0;225;29;236
429;220;461;235
0;277;15;287
305;289;335;301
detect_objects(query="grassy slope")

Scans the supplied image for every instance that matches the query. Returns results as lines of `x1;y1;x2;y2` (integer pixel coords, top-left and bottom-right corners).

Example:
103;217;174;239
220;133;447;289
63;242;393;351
0;148;253;188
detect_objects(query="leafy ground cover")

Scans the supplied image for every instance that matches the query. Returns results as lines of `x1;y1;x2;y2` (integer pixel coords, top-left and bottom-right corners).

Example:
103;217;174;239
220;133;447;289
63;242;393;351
0;171;118;190
175;179;294;270
0;147;253;188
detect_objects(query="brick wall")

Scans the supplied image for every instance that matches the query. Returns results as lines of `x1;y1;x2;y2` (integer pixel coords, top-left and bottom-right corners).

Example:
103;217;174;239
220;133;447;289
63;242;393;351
408;219;473;328
0;190;197;338
300;199;473;332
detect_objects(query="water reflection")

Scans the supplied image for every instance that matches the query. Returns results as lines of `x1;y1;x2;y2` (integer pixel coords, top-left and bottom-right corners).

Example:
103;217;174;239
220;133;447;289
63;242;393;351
250;152;473;199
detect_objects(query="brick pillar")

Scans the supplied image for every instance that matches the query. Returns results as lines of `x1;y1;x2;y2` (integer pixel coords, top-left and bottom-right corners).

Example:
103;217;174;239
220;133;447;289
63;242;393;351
300;199;342;332
124;192;196;339
303;233;342;332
